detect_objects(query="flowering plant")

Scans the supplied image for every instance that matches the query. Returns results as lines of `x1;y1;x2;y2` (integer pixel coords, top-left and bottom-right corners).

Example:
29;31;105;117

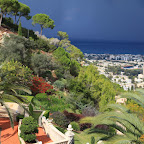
30;76;53;95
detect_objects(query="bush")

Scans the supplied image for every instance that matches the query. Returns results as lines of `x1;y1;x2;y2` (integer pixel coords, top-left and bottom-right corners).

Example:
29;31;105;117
35;93;48;101
35;38;50;52
70;122;80;131
91;136;95;144
63;110;84;122
82;106;99;117
80;123;92;131
30;76;53;95
55;126;65;134
20;116;38;143
16;114;24;122
95;124;109;131
51;112;69;128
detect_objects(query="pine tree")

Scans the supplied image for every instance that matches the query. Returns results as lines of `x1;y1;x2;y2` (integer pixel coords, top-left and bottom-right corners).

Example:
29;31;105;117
18;20;22;36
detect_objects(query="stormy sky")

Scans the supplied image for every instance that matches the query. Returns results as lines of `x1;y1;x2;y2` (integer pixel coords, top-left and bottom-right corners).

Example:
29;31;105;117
19;0;144;42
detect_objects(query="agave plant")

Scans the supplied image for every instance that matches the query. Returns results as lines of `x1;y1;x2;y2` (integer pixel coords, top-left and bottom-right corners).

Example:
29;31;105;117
81;89;144;144
0;73;32;129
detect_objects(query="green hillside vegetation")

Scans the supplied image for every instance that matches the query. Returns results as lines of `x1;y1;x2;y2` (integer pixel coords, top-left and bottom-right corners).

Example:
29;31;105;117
2;1;140;144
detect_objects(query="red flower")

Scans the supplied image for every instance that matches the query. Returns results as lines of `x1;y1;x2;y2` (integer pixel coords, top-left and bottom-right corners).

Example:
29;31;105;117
30;76;53;95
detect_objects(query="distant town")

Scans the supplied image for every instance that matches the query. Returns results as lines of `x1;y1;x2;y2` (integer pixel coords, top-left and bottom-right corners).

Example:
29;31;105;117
84;53;144;91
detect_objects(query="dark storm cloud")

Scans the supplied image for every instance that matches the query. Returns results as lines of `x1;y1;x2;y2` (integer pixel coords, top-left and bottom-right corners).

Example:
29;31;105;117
18;0;144;42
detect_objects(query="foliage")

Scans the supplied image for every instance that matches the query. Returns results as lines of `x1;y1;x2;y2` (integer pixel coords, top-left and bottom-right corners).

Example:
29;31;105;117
2;18;37;39
16;114;24;122
0;60;32;128
31;92;69;112
32;13;55;35
18;20;22;36
70;59;81;77
66;45;84;61
10;0;20;23
53;47;71;69
31;53;55;78
0;0;14;26
81;90;144;144
63;110;84;122
80;123;92;131
68;65;121;111
55;126;66;134
46;95;70;112
29;103;33;116
57;31;69;40
17;2;31;23
0;60;32;86
30;76;53;95
43;110;50;119
35;93;48;101
53;78;67;90
82;106;99;117
91;136;95;144
35;38;50;52
53;47;71;78
0;34;38;66
70;121;80;131
51;111;69;128
20;116;38;143
58;39;71;49
0;0;31;26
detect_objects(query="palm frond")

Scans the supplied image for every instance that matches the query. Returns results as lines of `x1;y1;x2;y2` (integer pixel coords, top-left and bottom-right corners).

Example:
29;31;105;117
10;85;32;95
105;104;130;113
2;94;30;115
120;92;144;108
105;135;132;144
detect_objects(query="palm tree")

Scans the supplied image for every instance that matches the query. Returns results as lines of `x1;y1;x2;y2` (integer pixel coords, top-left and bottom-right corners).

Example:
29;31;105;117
81;89;144;144
0;73;32;128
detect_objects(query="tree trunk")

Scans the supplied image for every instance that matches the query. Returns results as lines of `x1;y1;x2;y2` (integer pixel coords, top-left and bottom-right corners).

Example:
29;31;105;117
0;13;3;27
17;15;21;24
40;26;43;36
15;15;17;24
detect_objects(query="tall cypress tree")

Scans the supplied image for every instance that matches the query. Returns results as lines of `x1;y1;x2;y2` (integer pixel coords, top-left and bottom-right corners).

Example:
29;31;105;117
18;20;22;36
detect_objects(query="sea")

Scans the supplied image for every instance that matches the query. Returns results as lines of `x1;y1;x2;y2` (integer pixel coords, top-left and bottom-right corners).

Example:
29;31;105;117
71;41;144;55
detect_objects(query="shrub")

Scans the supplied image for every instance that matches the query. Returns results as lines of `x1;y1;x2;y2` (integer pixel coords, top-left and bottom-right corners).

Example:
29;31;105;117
91;136;95;144
82;106;99;117
63;110;84;122
20;116;38;143
95;124;109;131
35;38;50;52
70;122;80;131
80;123;92;131
55;126;65;134
30;76;53;95
51;111;69;128
35;93;48;101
